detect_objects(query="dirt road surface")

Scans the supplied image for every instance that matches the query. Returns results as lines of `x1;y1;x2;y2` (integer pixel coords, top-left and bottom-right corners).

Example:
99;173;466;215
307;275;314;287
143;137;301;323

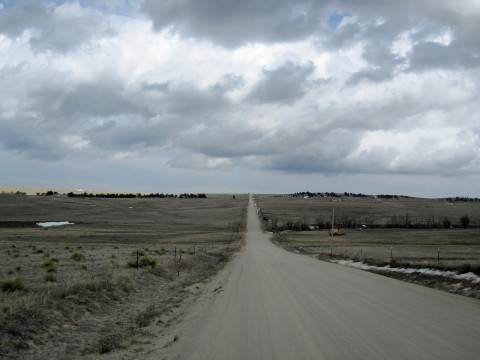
150;195;480;359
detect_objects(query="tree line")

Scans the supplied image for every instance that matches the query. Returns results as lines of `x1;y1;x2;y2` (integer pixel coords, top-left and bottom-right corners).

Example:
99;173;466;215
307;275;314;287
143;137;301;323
290;192;480;202
445;197;480;202
262;213;473;232
66;192;207;199
290;191;410;199
34;191;207;199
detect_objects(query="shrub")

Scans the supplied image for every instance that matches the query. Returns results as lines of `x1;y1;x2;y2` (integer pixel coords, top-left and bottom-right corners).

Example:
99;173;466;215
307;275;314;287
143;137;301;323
155;247;166;255
42;258;58;268
135;304;160;327
127;256;156;268
130;250;145;257
71;252;85;261
127;258;137;268
44;274;57;282
140;256;156;268
1;277;25;292
97;333;123;354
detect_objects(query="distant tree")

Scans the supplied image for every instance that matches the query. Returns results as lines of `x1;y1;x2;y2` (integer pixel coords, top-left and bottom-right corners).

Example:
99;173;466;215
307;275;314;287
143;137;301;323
443;218;452;229
460;215;470;228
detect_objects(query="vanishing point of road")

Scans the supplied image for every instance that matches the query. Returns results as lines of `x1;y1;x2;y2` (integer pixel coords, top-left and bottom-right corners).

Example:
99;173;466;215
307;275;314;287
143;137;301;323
162;195;480;359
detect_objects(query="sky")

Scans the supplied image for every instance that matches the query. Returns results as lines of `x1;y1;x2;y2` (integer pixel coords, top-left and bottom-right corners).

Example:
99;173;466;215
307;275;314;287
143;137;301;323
0;0;479;197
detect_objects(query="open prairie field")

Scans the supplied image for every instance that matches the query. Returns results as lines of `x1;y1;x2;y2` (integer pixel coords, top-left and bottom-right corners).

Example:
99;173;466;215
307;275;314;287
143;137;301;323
254;194;480;264
0;193;248;359
255;194;480;229
0;193;247;244
254;194;480;298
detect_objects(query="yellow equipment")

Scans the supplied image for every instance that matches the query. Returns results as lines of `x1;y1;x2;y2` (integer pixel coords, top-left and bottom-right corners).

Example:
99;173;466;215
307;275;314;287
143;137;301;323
329;226;345;236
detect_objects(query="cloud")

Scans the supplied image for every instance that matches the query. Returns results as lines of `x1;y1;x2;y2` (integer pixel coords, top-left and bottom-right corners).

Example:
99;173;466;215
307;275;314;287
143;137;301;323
141;0;327;48
85;115;167;151
209;73;244;94
0;0;114;52
408;41;480;72
141;81;171;93
248;61;315;104
1;0;480;196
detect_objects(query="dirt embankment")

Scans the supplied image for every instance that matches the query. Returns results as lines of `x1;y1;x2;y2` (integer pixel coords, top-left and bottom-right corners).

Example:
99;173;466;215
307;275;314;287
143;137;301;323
0;243;241;360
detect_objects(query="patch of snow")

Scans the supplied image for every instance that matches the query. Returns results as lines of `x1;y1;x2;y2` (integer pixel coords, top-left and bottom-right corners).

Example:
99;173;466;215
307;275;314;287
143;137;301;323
37;221;74;228
332;260;480;283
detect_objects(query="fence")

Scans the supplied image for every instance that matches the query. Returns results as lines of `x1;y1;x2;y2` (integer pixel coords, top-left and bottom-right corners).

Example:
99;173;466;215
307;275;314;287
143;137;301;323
314;244;480;265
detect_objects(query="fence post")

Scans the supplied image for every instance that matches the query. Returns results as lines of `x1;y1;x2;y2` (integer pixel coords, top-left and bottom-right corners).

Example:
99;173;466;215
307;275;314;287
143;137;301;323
193;245;195;255
136;249;139;269
437;248;440;264
174;246;177;259
390;247;393;261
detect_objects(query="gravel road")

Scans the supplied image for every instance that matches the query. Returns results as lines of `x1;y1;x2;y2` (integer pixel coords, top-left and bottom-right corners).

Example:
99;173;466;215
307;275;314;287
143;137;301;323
162;195;480;359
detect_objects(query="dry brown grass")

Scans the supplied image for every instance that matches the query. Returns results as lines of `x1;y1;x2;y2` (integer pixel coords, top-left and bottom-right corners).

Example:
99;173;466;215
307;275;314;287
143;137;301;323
255;194;480;263
0;193;247;359
256;194;480;229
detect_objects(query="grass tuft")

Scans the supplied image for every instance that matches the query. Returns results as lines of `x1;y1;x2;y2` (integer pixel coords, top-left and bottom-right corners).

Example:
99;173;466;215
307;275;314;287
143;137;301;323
44;273;56;282
135;304;160;328
71;252;85;261
1;277;25;292
97;333;124;354
127;256;156;268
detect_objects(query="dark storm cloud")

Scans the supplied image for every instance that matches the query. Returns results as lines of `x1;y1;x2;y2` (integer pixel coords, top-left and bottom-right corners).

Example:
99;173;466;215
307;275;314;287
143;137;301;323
408;42;480;72
177;124;277;159
248;61;315;105
141;0;327;47
85;117;168;150
141;0;480;77
0;0;48;36
141;0;416;48
0;118;63;160
0;0;114;52
58;81;141;117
